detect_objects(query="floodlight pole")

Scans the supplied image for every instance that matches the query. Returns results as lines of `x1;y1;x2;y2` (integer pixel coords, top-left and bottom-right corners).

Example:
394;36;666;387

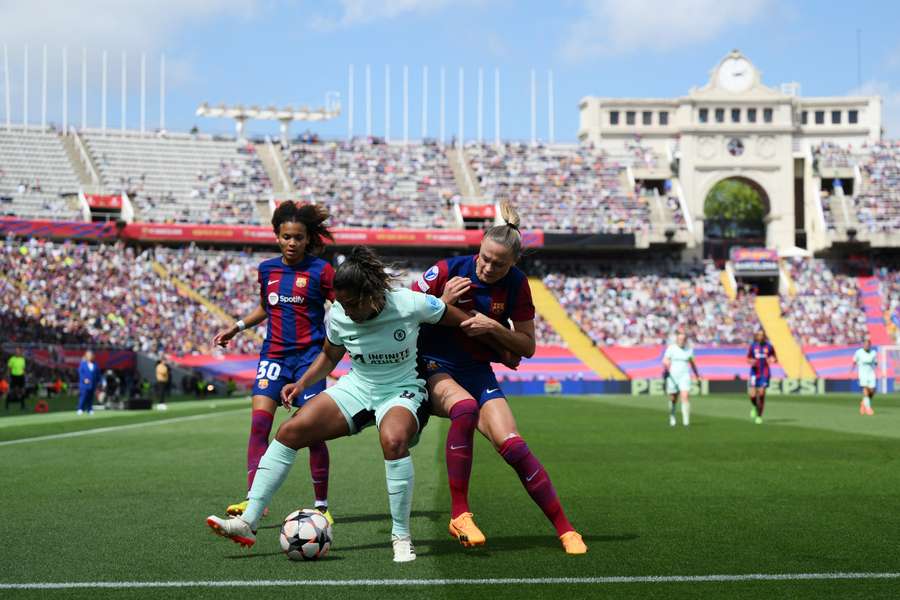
421;65;428;139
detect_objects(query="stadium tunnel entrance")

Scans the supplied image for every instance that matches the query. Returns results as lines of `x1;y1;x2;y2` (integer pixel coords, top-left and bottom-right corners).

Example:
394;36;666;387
702;176;770;264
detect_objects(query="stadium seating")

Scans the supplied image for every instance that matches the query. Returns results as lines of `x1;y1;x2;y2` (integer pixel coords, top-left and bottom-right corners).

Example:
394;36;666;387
0;238;258;356
814;142;854;170
467;143;648;234
854;141;900;233
0;127;82;221
542;261;759;345
814;141;900;233
82;131;270;225
780;258;869;346
283;138;457;229
877;263;900;340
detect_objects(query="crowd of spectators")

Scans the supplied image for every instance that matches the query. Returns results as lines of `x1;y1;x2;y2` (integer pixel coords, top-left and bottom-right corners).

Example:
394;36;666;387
855;141;900;233
1;240;564;366
189;144;271;225
876;262;900;343
813;142;854;170
780;258;868;346
0;237;253;357
468;143;649;234
284;138;457;229
542;260;759;346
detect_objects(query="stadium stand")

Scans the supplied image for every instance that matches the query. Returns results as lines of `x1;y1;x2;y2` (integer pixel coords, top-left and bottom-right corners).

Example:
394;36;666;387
0;238;258;355
467;143;648;234
542;261;759;346
82;131;270;225
780;258;869;346
854;141;900;233
0;128;82;220
283;138;457;229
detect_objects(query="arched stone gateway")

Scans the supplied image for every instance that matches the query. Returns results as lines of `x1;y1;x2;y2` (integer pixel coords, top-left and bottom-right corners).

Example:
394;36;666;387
702;176;770;261
578;49;882;254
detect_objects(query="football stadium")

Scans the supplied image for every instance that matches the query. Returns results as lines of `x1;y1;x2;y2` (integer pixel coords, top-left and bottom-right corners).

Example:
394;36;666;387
2;3;900;598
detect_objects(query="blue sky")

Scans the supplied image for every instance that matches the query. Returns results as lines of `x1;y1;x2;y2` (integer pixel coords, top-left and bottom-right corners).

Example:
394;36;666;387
1;0;899;140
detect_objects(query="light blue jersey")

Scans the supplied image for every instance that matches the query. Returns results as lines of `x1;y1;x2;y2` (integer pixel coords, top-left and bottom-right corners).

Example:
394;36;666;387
854;348;878;389
664;343;694;394
327;288;447;389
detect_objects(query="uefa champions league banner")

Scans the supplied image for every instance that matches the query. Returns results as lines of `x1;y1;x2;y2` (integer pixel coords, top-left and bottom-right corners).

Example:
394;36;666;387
0;218;544;247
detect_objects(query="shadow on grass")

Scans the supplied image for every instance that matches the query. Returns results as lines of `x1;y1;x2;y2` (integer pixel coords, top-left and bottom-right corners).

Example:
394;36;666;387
227;551;346;561
337;532;638;557
258;510;443;531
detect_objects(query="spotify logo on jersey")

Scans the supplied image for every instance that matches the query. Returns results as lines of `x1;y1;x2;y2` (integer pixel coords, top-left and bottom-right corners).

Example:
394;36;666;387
268;292;279;306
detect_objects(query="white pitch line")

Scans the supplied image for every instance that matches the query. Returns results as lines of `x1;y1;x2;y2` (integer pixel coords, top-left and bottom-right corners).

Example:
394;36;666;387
1;572;898;589
0;408;245;447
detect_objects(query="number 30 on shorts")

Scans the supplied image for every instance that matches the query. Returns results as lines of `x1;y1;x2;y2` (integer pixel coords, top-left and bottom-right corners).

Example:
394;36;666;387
256;360;282;381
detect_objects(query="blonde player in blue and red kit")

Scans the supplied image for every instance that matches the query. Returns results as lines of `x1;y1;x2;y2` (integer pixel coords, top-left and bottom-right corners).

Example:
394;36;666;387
213;201;335;522
414;202;587;555
747;330;777;425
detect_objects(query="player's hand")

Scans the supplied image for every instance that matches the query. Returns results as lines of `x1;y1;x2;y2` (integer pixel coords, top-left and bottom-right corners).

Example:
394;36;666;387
213;327;236;348
440;276;471;305
281;382;301;410
497;349;521;370
461;312;498;337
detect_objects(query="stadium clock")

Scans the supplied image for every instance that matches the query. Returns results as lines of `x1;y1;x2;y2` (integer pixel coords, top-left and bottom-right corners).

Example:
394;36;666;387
717;56;753;93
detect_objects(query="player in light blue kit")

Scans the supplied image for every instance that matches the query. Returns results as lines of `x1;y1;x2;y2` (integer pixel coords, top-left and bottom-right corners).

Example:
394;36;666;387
207;247;470;563
662;332;700;427
852;339;878;416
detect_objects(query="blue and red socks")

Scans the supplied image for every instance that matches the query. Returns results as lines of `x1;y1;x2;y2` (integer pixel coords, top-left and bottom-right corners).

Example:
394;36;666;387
247;409;274;490
445;398;478;518
499;436;573;537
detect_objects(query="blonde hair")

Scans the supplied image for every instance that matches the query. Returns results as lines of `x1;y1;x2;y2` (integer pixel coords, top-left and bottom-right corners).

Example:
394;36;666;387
483;200;523;259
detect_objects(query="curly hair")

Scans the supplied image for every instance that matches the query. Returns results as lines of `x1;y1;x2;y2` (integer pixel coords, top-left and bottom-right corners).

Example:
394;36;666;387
271;201;334;255
333;246;398;307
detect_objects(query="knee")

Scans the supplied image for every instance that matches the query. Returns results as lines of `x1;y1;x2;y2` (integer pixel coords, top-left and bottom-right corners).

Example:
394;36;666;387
449;398;478;421
498;434;528;463
380;430;410;460
275;418;308;448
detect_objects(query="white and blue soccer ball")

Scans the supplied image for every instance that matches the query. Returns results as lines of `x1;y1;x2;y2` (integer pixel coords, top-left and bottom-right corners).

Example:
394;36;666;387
280;509;333;561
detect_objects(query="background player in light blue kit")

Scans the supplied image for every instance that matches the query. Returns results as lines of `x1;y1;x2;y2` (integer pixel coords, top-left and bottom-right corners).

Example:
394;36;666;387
207;246;471;563
851;339;878;416
662;332;700;427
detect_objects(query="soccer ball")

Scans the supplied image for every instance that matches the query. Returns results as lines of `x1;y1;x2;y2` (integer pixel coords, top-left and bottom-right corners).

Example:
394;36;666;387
279;509;332;561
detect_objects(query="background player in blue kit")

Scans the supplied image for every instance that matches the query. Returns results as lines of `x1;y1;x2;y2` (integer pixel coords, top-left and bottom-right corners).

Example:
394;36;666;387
747;330;777;425
208;246;473;562
413;202;587;555
213;201;335;521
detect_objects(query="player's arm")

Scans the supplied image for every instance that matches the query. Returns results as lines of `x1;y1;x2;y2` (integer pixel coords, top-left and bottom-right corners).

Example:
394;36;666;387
280;340;346;409
460;314;536;358
746;345;756;366
213;302;267;347
689;357;701;378
437;303;470;327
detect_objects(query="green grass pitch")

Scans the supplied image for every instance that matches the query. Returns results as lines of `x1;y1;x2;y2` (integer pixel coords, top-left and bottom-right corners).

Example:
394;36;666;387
1;393;899;599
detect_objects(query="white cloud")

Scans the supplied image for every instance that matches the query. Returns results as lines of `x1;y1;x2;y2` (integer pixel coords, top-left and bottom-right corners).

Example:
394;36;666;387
560;0;772;61
0;0;260;51
849;80;900;137
312;0;480;30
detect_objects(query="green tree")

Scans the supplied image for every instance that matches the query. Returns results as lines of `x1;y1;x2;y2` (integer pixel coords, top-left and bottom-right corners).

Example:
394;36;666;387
704;179;766;221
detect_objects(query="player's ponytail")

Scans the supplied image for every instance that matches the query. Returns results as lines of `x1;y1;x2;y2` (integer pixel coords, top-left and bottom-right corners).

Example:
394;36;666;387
482;200;523;260
333;246;397;312
271;201;334;255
